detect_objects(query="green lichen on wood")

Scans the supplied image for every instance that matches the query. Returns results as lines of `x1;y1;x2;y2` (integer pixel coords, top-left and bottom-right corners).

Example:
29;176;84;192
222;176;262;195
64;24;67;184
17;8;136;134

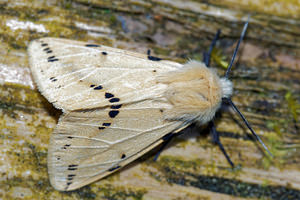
285;91;300;123
63;183;146;200
152;156;300;200
211;48;229;69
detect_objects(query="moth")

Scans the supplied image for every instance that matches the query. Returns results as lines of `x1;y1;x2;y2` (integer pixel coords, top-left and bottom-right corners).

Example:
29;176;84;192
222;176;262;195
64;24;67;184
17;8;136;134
28;20;271;191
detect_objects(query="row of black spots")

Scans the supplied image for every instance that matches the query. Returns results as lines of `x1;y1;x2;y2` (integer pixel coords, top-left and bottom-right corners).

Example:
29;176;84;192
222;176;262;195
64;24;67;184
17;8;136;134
68;164;78;171
67;174;76;180
50;76;57;82
65;174;76;189
108;165;121;172
43;47;53;54
40;42;53;54
65;182;71;190
147;49;162;61
109;103;123;118
105;92;120;103
85;44;101;47
102;92;122;118
90;84;103;90
98;122;112;130
48;55;59;62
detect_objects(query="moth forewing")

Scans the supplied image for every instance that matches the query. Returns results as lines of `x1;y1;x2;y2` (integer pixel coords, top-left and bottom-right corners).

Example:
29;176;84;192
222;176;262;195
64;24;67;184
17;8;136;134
28;38;182;112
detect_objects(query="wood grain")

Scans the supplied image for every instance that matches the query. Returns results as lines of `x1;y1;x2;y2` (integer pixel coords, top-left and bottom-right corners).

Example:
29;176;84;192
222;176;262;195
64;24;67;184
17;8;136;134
0;0;299;199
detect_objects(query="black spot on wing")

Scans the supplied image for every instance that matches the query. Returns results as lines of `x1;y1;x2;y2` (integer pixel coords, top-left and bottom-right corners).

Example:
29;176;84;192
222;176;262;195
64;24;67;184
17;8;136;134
109;110;119;118
109;98;120;103
48;59;59;62
121;154;126;159
43;47;50;51
90;84;95;87
102;123;111;126
111;104;122;109
62;144;71;149
85;44;101;47
105;92;114;98
98;127;105;130
46;50;53;53
94;85;103;90
41;43;48;46
65;181;73;190
102;51;107;55
108;165;120;172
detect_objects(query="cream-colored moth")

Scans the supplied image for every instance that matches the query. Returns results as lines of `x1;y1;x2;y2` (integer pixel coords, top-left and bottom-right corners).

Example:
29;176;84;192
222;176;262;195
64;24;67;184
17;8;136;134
28;20;271;191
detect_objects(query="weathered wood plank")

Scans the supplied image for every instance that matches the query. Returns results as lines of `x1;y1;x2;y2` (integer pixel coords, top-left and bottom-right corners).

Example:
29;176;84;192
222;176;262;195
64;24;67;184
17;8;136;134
0;0;299;199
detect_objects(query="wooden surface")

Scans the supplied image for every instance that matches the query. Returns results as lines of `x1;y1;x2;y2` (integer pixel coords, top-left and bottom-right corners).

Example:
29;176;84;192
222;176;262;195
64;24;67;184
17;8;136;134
0;0;299;199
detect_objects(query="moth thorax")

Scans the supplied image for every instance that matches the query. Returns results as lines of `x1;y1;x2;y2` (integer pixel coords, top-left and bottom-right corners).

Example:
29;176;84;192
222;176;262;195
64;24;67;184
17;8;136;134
158;60;226;124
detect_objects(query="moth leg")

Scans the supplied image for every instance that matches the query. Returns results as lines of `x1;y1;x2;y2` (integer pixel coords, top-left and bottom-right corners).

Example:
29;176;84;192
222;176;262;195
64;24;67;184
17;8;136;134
203;30;221;67
147;49;162;61
209;121;235;167
153;133;175;161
